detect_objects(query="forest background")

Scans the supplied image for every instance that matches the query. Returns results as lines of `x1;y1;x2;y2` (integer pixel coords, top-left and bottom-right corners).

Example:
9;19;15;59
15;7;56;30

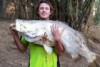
0;0;100;67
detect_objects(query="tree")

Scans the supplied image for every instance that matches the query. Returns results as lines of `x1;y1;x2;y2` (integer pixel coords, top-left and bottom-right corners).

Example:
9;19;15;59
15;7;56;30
5;0;95;30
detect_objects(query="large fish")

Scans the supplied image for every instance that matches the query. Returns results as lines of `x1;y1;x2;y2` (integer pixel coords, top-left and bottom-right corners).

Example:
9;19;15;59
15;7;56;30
15;19;96;63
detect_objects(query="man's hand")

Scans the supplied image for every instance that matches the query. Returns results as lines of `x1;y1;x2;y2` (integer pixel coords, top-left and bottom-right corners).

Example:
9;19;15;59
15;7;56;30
51;24;64;41
51;24;65;55
9;23;18;36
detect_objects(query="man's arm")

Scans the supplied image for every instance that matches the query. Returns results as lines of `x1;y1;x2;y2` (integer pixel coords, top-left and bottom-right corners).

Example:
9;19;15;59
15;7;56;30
54;40;65;55
9;23;28;53
51;24;65;55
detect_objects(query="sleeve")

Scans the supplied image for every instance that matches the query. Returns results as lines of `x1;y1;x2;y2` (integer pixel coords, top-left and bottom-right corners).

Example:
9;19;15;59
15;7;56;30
20;36;29;45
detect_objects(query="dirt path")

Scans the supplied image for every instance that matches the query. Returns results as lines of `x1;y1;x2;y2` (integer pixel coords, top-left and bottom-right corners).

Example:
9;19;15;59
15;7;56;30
0;20;100;67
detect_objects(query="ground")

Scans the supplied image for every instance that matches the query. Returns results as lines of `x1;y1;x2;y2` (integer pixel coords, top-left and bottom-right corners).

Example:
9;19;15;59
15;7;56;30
0;20;100;67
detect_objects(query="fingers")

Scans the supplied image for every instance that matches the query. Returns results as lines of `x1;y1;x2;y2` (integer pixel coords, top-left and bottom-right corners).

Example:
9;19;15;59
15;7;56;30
51;24;58;32
50;24;65;41
53;24;58;30
10;23;15;27
51;24;65;34
9;23;16;30
61;28;65;34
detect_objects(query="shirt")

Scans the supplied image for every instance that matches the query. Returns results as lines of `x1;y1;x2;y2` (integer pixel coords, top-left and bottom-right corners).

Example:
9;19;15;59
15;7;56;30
21;37;57;67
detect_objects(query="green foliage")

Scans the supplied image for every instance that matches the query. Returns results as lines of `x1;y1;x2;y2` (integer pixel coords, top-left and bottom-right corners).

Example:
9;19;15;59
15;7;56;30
94;12;100;24
93;0;100;24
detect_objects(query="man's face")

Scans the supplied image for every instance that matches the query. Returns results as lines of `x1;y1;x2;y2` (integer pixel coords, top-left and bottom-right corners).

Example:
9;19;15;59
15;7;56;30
38;3;51;20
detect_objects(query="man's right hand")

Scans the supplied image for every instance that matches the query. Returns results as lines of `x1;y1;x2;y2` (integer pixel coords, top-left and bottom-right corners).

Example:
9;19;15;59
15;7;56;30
9;23;18;36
